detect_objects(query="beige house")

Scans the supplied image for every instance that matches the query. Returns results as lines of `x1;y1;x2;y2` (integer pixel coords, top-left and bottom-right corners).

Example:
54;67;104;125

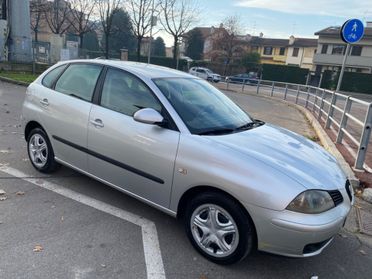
285;36;318;70
313;23;372;74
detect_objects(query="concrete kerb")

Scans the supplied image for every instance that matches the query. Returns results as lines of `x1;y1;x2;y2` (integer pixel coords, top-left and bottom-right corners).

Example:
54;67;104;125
223;87;360;189
0;76;30;87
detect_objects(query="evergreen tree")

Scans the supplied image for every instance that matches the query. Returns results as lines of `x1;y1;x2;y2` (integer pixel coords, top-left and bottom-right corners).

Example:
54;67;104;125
152;37;166;56
185;29;204;60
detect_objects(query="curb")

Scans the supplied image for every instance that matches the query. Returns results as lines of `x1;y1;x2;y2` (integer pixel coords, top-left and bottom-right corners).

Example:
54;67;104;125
224;88;360;188
0;76;30;87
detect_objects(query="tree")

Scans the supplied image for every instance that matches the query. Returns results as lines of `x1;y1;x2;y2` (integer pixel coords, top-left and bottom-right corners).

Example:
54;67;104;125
160;0;198;68
83;31;100;51
44;0;72;35
185;28;203;60
152;36;165;56
30;0;48;42
128;0;158;61
68;0;98;49
107;8;136;53
215;15;242;74
97;0;122;58
241;52;261;72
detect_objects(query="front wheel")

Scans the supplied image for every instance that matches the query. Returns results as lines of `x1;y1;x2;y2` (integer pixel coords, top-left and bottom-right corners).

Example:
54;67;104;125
184;192;255;265
27;128;60;173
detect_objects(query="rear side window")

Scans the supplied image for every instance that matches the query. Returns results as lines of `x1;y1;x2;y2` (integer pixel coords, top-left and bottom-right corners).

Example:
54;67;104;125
42;65;67;88
55;64;103;102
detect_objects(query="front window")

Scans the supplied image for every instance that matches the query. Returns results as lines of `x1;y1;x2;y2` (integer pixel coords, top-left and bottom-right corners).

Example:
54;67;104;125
153;78;253;135
263;46;273;55
292;47;299;57
332;45;345;55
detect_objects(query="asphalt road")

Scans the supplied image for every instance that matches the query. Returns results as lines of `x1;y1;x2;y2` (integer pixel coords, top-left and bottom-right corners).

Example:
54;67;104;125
0;81;371;279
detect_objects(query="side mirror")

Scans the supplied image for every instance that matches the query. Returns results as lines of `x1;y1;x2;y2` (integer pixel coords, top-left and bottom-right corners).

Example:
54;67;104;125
133;108;164;125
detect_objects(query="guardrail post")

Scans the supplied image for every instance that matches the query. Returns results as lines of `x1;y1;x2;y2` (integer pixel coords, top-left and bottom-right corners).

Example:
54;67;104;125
271;81;275;96
305;87;310;108
354;104;372;170
295;85;300;104
325;91;337;129
318;89;326;121
256;80;261;94
336;96;352;143
284;84;288;100
226;79;230;90
312;89;318;112
242;80;245;92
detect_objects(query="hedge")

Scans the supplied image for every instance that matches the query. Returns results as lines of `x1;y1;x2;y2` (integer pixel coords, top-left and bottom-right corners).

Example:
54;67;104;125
128;55;188;71
321;70;372;94
262;64;309;84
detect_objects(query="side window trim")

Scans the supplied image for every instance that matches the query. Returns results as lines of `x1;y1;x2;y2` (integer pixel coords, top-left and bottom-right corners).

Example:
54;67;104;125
97;66;179;131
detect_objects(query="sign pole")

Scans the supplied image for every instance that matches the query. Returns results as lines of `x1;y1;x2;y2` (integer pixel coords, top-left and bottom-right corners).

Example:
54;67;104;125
336;43;350;92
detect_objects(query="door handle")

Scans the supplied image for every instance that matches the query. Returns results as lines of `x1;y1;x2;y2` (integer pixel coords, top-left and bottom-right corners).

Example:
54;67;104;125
90;119;104;128
40;98;49;106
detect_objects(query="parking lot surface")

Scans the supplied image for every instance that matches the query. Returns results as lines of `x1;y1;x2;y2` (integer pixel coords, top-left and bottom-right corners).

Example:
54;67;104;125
1;81;371;279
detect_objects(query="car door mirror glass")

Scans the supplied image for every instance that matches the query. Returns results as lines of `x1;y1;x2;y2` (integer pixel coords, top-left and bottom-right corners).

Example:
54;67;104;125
133;108;164;125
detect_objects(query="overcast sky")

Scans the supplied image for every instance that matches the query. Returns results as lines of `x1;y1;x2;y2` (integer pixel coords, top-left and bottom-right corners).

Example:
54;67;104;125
158;0;372;46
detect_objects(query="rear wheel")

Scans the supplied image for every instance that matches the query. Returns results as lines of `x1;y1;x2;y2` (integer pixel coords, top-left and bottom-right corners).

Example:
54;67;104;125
184;192;255;265
27;128;60;173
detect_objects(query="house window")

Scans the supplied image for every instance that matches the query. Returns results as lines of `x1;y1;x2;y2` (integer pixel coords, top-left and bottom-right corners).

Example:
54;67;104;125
351;46;362;56
332;45;345;55
279;47;285;56
321;44;328;54
292;48;299;57
263;46;273;55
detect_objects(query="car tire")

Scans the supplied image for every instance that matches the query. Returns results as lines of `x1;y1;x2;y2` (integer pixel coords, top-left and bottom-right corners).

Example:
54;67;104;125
27;128;60;173
184;191;255;265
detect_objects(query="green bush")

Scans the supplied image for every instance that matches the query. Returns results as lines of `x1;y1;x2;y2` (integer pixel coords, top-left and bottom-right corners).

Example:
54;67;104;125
321;70;372;94
262;64;309;84
128;55;188;70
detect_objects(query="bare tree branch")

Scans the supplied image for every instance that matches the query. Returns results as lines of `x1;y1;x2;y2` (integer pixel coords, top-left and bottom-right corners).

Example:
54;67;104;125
67;0;98;48
30;0;48;42
97;0;122;58
159;0;198;67
44;0;72;35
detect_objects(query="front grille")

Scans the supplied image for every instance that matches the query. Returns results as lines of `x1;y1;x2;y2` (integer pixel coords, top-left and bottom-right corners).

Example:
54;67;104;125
328;190;344;206
345;180;353;202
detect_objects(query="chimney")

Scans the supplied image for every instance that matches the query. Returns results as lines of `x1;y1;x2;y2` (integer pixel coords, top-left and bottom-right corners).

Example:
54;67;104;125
259;32;264;38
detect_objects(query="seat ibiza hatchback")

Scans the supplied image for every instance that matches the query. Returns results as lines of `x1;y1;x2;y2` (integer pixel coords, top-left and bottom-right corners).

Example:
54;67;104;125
22;60;353;264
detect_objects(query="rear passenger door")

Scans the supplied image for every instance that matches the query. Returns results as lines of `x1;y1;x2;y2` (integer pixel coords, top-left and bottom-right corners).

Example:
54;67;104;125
87;68;180;208
38;63;103;171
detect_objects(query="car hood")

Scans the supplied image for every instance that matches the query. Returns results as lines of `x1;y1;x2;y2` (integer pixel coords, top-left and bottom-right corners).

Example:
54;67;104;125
207;124;346;190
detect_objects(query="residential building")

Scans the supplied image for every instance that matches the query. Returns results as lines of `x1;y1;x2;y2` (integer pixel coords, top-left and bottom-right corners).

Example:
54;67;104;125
286;36;318;69
313;23;372;74
250;36;289;65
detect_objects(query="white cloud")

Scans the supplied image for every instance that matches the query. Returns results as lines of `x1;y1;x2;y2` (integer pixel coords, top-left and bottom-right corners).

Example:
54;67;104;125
234;0;372;18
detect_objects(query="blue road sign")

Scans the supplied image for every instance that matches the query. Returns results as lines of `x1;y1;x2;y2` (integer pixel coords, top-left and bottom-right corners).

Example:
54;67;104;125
341;19;364;44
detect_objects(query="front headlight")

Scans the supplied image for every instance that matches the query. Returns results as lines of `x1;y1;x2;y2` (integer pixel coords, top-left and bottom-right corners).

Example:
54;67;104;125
286;190;334;214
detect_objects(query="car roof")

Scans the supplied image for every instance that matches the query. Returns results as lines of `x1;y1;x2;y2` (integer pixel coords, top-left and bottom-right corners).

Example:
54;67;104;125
58;59;193;79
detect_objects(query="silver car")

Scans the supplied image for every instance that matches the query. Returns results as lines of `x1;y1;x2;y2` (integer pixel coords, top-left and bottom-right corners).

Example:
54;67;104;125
22;60;353;265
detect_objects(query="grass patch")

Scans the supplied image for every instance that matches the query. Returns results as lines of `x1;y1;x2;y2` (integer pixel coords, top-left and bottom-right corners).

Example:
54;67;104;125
0;71;38;83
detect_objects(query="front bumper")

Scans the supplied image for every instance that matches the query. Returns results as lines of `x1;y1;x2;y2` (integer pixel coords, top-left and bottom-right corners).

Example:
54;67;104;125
243;188;352;257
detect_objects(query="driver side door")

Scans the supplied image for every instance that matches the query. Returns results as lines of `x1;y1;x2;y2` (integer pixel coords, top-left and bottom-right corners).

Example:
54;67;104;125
87;68;180;208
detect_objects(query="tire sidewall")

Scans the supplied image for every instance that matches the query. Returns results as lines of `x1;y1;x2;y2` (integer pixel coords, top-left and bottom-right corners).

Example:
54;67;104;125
27;128;57;173
184;192;255;265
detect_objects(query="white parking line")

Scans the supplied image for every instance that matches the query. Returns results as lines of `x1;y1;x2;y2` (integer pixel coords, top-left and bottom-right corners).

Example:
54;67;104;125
0;166;166;279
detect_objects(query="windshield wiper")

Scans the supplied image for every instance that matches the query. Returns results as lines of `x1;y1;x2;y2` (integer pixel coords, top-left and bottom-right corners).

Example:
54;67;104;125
236;119;265;131
198;128;236;135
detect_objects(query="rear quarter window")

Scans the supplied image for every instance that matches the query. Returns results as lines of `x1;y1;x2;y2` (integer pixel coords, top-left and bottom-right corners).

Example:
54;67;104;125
42;64;67;88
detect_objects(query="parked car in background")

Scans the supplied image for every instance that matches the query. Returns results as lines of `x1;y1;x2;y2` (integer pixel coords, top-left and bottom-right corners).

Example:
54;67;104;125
189;67;221;83
226;72;259;85
22;60;352;265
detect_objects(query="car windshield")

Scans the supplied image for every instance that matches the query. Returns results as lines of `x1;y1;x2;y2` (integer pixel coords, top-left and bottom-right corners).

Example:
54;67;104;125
205;69;213;74
153;78;254;135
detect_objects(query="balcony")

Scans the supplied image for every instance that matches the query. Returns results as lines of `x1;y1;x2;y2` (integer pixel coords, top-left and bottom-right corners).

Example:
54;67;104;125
313;53;372;68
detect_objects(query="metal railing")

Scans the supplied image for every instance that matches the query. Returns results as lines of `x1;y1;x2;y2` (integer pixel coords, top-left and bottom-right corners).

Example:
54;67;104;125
221;78;372;171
